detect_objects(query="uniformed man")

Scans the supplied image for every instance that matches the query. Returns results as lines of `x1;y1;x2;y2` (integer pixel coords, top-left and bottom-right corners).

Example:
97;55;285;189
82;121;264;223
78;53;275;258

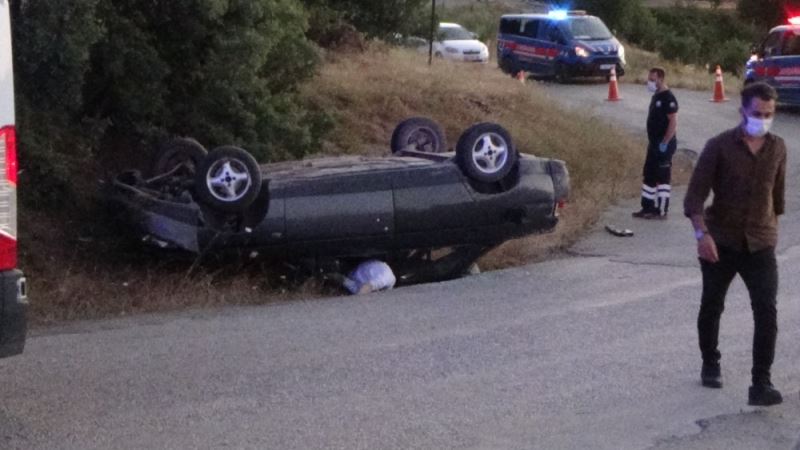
633;67;678;219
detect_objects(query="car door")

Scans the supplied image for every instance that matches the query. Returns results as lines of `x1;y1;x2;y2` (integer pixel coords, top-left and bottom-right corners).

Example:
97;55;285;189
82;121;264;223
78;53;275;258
283;171;394;243
392;163;478;234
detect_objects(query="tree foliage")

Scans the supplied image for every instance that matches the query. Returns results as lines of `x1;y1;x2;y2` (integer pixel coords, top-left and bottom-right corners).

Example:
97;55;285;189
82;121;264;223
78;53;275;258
303;0;430;39
737;0;800;30
10;0;328;206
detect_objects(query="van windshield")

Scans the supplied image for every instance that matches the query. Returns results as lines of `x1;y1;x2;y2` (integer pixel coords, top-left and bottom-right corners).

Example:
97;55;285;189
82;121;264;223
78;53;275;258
565;17;612;40
438;26;474;41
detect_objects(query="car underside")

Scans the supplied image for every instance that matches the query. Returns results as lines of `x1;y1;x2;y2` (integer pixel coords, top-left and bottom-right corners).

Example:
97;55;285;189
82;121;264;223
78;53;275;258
109;119;570;284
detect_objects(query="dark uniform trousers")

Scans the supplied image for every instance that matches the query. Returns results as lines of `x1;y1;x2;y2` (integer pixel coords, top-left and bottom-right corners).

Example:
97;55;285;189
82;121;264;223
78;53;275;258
698;245;778;385
640;139;676;215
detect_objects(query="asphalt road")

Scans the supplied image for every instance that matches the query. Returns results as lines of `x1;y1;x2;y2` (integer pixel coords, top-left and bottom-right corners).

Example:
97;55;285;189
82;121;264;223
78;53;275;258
2;82;800;449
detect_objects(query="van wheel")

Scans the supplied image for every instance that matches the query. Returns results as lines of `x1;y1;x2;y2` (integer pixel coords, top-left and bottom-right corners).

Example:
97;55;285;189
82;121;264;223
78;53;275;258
195;146;263;212
391;117;447;154
456;123;518;183
498;57;514;75
152;137;207;176
554;64;570;84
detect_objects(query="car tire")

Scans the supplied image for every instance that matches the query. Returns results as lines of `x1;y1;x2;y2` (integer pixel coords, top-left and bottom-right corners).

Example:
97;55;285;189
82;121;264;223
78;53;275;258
152;137;207;176
194;146;263;212
456;123;518;184
391;117;447;154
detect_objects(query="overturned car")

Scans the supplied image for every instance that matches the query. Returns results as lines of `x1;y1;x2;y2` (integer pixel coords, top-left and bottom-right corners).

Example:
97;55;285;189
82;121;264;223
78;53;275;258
110;119;570;284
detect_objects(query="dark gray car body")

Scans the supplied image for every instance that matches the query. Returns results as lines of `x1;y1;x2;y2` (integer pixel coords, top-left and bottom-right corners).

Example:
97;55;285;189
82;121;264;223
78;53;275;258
112;152;569;261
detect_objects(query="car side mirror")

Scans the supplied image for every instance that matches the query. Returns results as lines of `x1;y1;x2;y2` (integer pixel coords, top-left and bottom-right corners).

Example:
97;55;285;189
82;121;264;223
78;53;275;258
470;32;478;39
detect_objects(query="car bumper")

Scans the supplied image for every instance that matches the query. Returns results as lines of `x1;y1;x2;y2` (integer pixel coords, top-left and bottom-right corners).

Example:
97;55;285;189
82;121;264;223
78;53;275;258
0;269;28;358
444;53;489;63
566;60;625;77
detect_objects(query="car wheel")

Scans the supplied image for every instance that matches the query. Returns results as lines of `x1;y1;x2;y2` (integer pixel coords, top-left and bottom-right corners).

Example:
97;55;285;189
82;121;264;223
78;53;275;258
194;146;263;212
456;123;518;183
391;117;447;154
152;137;207;176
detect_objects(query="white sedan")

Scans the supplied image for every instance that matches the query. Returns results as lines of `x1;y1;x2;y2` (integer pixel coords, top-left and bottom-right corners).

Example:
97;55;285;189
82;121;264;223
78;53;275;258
422;23;490;63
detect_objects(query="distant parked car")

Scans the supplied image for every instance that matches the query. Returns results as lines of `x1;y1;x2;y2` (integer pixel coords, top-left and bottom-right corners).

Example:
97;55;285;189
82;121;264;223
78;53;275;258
421;23;490;63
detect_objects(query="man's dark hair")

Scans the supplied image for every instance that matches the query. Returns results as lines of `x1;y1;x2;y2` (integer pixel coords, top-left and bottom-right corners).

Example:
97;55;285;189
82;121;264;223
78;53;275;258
649;67;666;79
741;82;778;108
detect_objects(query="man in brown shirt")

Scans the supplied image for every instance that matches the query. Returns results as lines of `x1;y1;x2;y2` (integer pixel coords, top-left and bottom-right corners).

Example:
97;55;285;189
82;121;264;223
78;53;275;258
684;82;786;406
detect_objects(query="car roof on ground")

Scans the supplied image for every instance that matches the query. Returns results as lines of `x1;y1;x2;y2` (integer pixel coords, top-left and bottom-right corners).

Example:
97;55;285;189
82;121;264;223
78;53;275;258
439;22;464;28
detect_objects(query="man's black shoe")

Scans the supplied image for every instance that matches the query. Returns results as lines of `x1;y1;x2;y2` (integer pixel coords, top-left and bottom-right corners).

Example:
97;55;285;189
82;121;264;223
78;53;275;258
748;384;783;406
701;364;723;388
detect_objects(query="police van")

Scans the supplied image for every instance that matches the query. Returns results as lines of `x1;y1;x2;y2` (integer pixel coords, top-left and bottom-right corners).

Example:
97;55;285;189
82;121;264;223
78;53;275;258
496;10;626;82
0;0;28;358
745;17;800;106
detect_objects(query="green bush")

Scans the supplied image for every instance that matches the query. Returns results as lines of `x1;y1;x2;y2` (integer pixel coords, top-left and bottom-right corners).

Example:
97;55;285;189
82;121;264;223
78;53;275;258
650;6;756;72
10;0;105;204
737;0;800;30
659;33;699;63
11;0;330;207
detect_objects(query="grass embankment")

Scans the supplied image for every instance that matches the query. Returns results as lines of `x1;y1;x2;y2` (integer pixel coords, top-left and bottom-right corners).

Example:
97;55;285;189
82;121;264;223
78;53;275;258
303;47;645;269
623;45;742;94
23;46;646;324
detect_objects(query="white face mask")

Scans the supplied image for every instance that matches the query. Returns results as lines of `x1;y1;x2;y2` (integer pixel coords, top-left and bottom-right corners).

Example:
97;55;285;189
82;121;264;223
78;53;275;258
744;115;773;137
646;80;657;93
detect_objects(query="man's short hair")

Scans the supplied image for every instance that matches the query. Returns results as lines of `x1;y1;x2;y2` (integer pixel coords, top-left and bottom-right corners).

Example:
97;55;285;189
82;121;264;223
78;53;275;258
649;67;666;79
741;82;778;108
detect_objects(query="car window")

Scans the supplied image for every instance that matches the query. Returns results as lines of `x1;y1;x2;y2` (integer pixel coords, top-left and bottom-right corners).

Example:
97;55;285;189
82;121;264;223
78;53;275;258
763;30;782;56
500;18;523;36
522;19;540;38
782;32;800;56
544;22;566;45
564;16;612;40
438;26;473;41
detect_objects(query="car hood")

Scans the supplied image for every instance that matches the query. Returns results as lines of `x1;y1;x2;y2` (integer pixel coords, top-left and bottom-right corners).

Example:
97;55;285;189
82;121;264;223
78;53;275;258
575;38;620;55
440;39;488;51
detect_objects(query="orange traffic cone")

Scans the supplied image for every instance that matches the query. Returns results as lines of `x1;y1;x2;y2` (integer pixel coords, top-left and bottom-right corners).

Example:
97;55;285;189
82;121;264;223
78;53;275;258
606;66;621;101
710;65;728;103
517;70;526;85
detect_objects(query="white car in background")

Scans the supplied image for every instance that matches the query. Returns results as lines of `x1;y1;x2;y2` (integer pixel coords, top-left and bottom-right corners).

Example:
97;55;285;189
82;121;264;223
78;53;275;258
425;23;490;63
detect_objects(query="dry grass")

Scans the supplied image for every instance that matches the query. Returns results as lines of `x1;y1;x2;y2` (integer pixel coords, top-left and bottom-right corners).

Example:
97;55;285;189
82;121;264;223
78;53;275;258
622;45;742;94
303;45;645;268
23;45;651;324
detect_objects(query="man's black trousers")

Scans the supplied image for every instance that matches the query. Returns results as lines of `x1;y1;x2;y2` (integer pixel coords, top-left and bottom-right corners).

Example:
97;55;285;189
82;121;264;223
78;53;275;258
640;140;676;215
698;245;778;385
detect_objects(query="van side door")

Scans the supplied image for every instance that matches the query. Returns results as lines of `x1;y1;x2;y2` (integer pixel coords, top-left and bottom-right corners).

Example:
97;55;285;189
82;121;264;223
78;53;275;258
540;20;567;76
497;17;524;72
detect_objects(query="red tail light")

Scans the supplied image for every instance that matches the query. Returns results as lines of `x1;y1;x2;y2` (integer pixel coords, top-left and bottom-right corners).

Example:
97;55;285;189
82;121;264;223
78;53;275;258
0;233;16;269
0;126;17;270
557;200;567;209
2;126;16;186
